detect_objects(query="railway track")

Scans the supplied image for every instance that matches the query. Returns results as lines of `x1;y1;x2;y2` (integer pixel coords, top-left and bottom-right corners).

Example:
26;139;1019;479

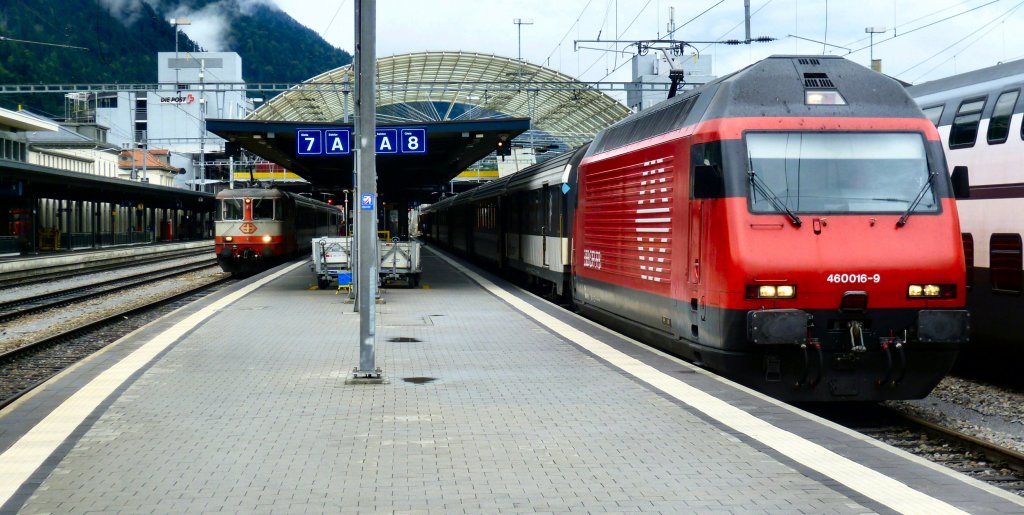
810;402;1024;496
0;245;212;288
0;275;234;410
0;259;218;323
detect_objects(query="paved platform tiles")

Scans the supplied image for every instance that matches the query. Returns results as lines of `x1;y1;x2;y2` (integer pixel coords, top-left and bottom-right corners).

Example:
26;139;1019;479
1;247;1022;514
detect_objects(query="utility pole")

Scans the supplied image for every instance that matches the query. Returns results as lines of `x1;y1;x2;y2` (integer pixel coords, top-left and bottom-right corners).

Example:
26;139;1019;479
865;27;886;72
513;18;533;80
348;0;383;383
198;59;206;193
744;1;751;43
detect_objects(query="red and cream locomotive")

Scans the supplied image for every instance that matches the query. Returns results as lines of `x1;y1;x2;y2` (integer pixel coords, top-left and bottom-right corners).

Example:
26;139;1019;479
214;188;342;275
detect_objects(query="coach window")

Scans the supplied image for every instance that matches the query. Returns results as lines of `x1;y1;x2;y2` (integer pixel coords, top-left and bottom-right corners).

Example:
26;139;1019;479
527;189;542;234
251;198;274;220
962;233;974;290
547;184;560;236
949;97;986;149
987;90;1019;144
921;105;943;127
990;233;1022;295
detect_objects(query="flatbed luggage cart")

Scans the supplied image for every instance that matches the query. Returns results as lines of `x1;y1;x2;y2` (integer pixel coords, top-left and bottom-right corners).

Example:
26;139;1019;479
379;237;422;287
311;237;352;290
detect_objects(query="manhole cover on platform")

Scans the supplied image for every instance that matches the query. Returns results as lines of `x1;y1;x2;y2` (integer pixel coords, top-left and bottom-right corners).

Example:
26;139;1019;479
402;377;436;384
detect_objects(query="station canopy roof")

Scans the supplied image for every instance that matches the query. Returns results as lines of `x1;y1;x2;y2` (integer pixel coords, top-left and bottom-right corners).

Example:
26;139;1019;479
210;51;632;202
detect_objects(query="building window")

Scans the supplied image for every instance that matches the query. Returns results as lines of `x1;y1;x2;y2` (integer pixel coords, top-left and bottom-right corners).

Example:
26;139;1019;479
987;90;1019;144
990;233;1022;295
921;105;943;126
949;97;986;149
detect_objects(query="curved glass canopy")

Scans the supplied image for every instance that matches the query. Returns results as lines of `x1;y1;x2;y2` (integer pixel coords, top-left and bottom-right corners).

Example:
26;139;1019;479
248;51;632;149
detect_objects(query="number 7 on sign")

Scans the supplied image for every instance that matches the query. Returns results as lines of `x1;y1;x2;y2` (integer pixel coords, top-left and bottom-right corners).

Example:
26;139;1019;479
296;129;323;155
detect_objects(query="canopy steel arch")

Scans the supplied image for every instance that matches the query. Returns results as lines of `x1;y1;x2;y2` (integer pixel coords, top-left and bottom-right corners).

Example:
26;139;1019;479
247;51;633;148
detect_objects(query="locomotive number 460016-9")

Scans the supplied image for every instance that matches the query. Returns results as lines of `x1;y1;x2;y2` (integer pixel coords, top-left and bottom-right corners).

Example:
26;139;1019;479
826;273;881;284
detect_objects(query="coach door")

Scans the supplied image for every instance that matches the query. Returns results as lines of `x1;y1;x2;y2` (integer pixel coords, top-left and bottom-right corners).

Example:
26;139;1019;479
688;199;704;330
542;183;551;267
497;196;506;269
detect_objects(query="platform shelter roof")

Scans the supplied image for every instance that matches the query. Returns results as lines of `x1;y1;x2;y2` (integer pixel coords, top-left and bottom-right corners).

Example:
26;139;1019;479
248;51;632;148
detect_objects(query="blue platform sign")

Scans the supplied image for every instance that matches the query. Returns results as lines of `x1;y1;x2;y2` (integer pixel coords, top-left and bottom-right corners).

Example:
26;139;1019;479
360;193;375;211
296;129;323;155
295;127;427;156
400;128;427;154
324;129;351;155
375;128;399;154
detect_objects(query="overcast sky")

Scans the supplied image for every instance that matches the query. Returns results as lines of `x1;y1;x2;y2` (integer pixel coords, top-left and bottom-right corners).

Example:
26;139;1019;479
263;0;1024;92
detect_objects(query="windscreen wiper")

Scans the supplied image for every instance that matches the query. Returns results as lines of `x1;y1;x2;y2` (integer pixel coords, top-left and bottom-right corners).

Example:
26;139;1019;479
896;171;936;227
749;171;802;227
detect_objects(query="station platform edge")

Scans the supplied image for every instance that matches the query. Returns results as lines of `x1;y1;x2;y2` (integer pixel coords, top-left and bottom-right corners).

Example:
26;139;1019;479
0;245;1021;514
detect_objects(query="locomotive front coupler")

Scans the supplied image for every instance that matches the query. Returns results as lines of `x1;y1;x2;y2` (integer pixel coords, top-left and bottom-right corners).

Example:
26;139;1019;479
848;320;867;353
877;335;906;387
795;338;824;388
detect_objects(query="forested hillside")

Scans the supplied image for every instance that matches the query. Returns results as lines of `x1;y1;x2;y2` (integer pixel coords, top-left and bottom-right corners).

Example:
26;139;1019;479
0;0;352;116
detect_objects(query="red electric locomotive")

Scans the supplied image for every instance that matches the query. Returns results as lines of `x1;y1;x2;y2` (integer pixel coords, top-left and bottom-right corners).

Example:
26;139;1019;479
214;188;342;275
573;55;971;401
422;55;971;402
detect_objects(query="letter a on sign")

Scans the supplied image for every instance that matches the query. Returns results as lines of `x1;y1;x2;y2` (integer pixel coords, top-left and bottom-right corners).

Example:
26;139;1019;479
376;128;398;154
325;129;350;155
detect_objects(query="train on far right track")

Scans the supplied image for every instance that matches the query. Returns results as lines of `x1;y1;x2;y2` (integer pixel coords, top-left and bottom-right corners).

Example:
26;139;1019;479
424;55;973;402
907;59;1024;371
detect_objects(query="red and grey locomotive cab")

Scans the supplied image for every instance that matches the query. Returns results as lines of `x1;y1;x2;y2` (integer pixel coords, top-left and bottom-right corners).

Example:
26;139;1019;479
214;188;293;275
573;56;971;401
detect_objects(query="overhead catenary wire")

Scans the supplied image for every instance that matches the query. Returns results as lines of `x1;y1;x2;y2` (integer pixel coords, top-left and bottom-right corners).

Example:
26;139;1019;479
836;0;992;50
586;0;732;84
570;0;653;82
844;0;1003;56
900;0;1024;82
321;0;350;39
543;0;595;67
0;35;88;51
697;0;775;54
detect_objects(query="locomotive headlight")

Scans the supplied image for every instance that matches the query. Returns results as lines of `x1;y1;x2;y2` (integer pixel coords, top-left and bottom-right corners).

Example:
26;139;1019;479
805;89;847;105
224;236;233;242
907;284;956;298
747;284;797;299
261;235;272;243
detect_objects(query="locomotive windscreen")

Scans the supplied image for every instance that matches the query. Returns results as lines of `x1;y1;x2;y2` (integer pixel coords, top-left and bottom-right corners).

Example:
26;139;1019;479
745;132;936;214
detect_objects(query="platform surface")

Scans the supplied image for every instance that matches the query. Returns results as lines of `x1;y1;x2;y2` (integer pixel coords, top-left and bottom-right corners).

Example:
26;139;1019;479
1;247;1023;514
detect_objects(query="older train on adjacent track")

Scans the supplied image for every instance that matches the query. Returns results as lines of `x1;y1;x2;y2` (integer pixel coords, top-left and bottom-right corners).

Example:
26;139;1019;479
423;55;971;402
214;188;343;275
907;59;1024;374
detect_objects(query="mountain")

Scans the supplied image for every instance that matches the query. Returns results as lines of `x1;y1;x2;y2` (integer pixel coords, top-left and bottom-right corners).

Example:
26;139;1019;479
0;0;352;117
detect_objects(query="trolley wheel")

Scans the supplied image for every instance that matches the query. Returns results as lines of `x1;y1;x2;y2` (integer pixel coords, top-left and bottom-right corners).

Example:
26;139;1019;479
317;277;330;290
410;273;420;288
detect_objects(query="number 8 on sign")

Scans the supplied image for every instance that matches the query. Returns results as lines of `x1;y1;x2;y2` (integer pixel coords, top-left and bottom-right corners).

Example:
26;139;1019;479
400;128;427;154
